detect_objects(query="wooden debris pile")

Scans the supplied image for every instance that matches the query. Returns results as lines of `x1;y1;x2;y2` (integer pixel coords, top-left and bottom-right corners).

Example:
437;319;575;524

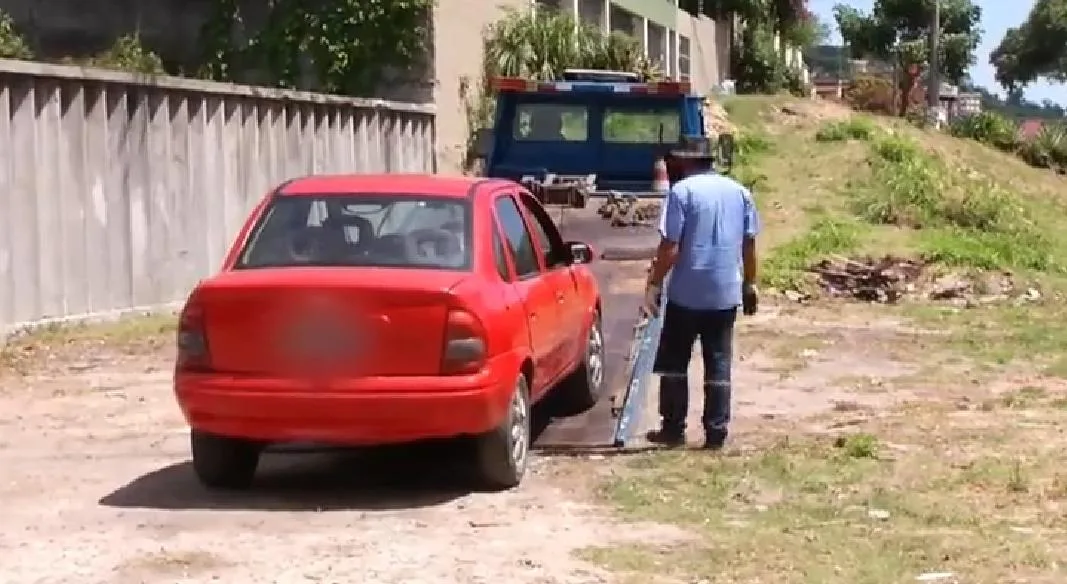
811;255;924;303
596;194;661;227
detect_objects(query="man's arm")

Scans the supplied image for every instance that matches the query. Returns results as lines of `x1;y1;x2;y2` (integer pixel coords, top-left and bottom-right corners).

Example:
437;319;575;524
742;238;757;285
741;186;760;287
648;183;686;287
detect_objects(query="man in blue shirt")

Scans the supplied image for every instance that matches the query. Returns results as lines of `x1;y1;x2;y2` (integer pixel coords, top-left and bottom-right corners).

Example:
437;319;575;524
642;140;760;449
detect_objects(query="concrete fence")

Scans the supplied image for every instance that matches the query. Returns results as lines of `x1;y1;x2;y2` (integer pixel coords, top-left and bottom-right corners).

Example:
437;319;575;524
0;59;436;335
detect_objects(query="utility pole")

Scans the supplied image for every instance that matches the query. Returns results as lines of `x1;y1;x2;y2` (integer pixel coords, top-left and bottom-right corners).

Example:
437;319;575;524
927;0;941;109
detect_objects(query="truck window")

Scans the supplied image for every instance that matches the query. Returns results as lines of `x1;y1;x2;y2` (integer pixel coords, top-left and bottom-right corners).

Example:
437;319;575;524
602;107;681;143
513;103;588;142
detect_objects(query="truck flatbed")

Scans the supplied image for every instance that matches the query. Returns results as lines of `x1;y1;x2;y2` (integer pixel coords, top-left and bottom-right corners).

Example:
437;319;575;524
532;197;663;449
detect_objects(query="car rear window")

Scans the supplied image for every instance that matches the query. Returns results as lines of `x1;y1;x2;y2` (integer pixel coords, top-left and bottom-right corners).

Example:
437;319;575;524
236;194;472;270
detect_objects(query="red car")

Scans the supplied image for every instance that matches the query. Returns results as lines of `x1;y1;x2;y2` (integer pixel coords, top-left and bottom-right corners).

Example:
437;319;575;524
174;175;604;491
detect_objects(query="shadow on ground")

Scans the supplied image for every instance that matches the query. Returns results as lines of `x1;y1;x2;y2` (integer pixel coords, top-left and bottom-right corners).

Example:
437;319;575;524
98;402;599;513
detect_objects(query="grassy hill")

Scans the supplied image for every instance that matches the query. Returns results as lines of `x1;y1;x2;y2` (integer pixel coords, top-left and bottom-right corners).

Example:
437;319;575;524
722;95;1067;372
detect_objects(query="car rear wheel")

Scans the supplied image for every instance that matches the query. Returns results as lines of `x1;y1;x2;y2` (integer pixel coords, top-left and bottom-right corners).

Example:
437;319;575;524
555;314;605;414
475;374;531;490
191;430;261;490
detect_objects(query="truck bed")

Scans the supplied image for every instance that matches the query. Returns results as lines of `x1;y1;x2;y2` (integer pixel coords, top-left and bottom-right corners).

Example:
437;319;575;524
532;198;662;448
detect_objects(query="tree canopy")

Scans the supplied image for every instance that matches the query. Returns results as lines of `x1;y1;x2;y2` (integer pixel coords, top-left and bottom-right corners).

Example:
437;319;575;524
834;0;982;82
990;0;1067;93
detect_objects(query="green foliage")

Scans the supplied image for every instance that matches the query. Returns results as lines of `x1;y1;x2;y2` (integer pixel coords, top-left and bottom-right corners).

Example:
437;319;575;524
990;0;1067;93
731;27;807;95
946;111;1067;174
834;0;982;115
482;10;660;82
848;132;1052;270
0;11;32;60
200;0;434;96
71;35;165;75
763;217;862;289
948;111;1019;151
815;117;878;142
462;9;661;171
1017;123;1067;171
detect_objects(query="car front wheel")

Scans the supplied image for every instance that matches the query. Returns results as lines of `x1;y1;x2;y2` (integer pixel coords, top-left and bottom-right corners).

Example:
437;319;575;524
475;373;531;490
190;430;261;490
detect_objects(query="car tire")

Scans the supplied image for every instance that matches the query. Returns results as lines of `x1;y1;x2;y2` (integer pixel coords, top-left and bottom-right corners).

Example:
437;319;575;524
190;430;261;490
555;314;606;415
475;373;531;491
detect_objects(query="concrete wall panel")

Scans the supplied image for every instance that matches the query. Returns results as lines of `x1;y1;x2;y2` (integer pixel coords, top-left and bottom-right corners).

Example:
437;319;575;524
0;59;435;333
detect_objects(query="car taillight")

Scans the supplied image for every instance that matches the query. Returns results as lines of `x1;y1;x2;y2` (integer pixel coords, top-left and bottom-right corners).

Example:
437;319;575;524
441;308;487;375
176;297;211;372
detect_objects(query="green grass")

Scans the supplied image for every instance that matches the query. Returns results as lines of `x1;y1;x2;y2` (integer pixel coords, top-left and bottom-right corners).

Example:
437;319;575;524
762;216;862;290
0;313;176;375
586;402;1067;583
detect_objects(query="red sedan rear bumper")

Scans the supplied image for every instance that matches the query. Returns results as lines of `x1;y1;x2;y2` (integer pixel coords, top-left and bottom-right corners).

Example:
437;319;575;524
174;357;517;445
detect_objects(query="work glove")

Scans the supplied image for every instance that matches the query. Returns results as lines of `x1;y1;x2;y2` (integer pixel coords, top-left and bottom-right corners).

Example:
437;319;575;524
642;283;662;318
742;283;759;316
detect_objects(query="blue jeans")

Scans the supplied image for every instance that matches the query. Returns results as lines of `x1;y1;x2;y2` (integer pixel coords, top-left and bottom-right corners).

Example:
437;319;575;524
651;302;737;441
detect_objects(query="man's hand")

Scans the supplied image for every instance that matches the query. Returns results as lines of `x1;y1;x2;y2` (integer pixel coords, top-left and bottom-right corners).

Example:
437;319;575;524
642;283;662;318
742;283;758;316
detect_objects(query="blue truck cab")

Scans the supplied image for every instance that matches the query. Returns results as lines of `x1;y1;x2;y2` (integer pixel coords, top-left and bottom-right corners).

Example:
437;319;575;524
476;69;712;195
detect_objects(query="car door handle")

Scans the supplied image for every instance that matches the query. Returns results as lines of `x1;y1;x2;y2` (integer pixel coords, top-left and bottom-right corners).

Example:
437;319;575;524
556;292;565;303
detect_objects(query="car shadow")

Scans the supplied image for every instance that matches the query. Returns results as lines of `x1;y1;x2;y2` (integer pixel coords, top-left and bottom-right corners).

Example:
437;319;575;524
100;406;562;513
99;439;497;512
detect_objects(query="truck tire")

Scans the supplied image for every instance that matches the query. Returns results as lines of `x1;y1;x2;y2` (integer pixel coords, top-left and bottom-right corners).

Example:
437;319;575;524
555;314;605;415
191;430;261;490
475;373;531;491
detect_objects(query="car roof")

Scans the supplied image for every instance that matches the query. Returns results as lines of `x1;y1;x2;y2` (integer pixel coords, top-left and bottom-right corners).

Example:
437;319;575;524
279;174;510;199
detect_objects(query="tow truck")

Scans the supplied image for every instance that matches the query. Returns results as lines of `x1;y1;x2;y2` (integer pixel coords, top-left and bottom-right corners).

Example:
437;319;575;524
470;69;734;448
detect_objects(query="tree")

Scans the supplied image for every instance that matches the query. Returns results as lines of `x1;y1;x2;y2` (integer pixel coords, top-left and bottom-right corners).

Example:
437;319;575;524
990;0;1067;94
199;0;434;96
834;0;982;116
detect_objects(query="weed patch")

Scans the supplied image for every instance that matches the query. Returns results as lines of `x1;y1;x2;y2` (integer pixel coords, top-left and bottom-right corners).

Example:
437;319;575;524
590;404;1067;583
814;120;1056;272
762;217;862;289
815;117;878;142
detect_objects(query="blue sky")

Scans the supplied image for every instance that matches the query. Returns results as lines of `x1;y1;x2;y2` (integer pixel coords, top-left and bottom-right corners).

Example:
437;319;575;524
808;0;1066;105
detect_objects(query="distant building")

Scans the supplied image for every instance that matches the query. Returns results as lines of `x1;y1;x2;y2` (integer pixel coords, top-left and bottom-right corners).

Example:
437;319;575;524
957;92;982;116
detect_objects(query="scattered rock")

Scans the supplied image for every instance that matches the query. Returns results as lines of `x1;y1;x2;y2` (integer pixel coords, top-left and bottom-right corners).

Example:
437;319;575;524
915;573;956;582
867;508;891;520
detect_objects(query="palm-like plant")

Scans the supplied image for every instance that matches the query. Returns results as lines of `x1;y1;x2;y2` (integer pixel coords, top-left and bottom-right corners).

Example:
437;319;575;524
482;10;659;81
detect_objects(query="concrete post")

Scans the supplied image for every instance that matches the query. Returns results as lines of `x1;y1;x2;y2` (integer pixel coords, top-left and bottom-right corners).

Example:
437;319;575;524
641;17;649;56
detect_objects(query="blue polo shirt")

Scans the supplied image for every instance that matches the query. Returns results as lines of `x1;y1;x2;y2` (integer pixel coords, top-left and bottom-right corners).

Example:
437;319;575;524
658;172;760;311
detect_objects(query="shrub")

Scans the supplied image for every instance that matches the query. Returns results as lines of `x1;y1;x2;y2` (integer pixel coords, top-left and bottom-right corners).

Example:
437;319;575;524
851;134;1052;270
948;111;1018;152
763;217;861;289
0;11;31;60
815;117;878;142
62;35;165;75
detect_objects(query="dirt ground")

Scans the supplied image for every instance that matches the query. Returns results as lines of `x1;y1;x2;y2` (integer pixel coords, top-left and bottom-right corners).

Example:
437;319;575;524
1;298;1057;583
0;320;691;584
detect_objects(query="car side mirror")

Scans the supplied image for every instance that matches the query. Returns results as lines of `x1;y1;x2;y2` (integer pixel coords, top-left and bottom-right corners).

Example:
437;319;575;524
473;128;494;159
717;133;735;170
566;241;594;265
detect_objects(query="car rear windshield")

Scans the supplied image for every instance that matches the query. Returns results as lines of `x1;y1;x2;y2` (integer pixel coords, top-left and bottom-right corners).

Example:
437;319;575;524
236;194;472;270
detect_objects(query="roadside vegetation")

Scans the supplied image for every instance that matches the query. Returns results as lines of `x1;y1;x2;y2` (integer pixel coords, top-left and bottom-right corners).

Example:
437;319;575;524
581;94;1067;583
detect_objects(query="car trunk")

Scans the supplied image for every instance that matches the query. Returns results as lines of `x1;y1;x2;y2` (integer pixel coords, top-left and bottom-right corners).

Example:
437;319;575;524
196;268;467;378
